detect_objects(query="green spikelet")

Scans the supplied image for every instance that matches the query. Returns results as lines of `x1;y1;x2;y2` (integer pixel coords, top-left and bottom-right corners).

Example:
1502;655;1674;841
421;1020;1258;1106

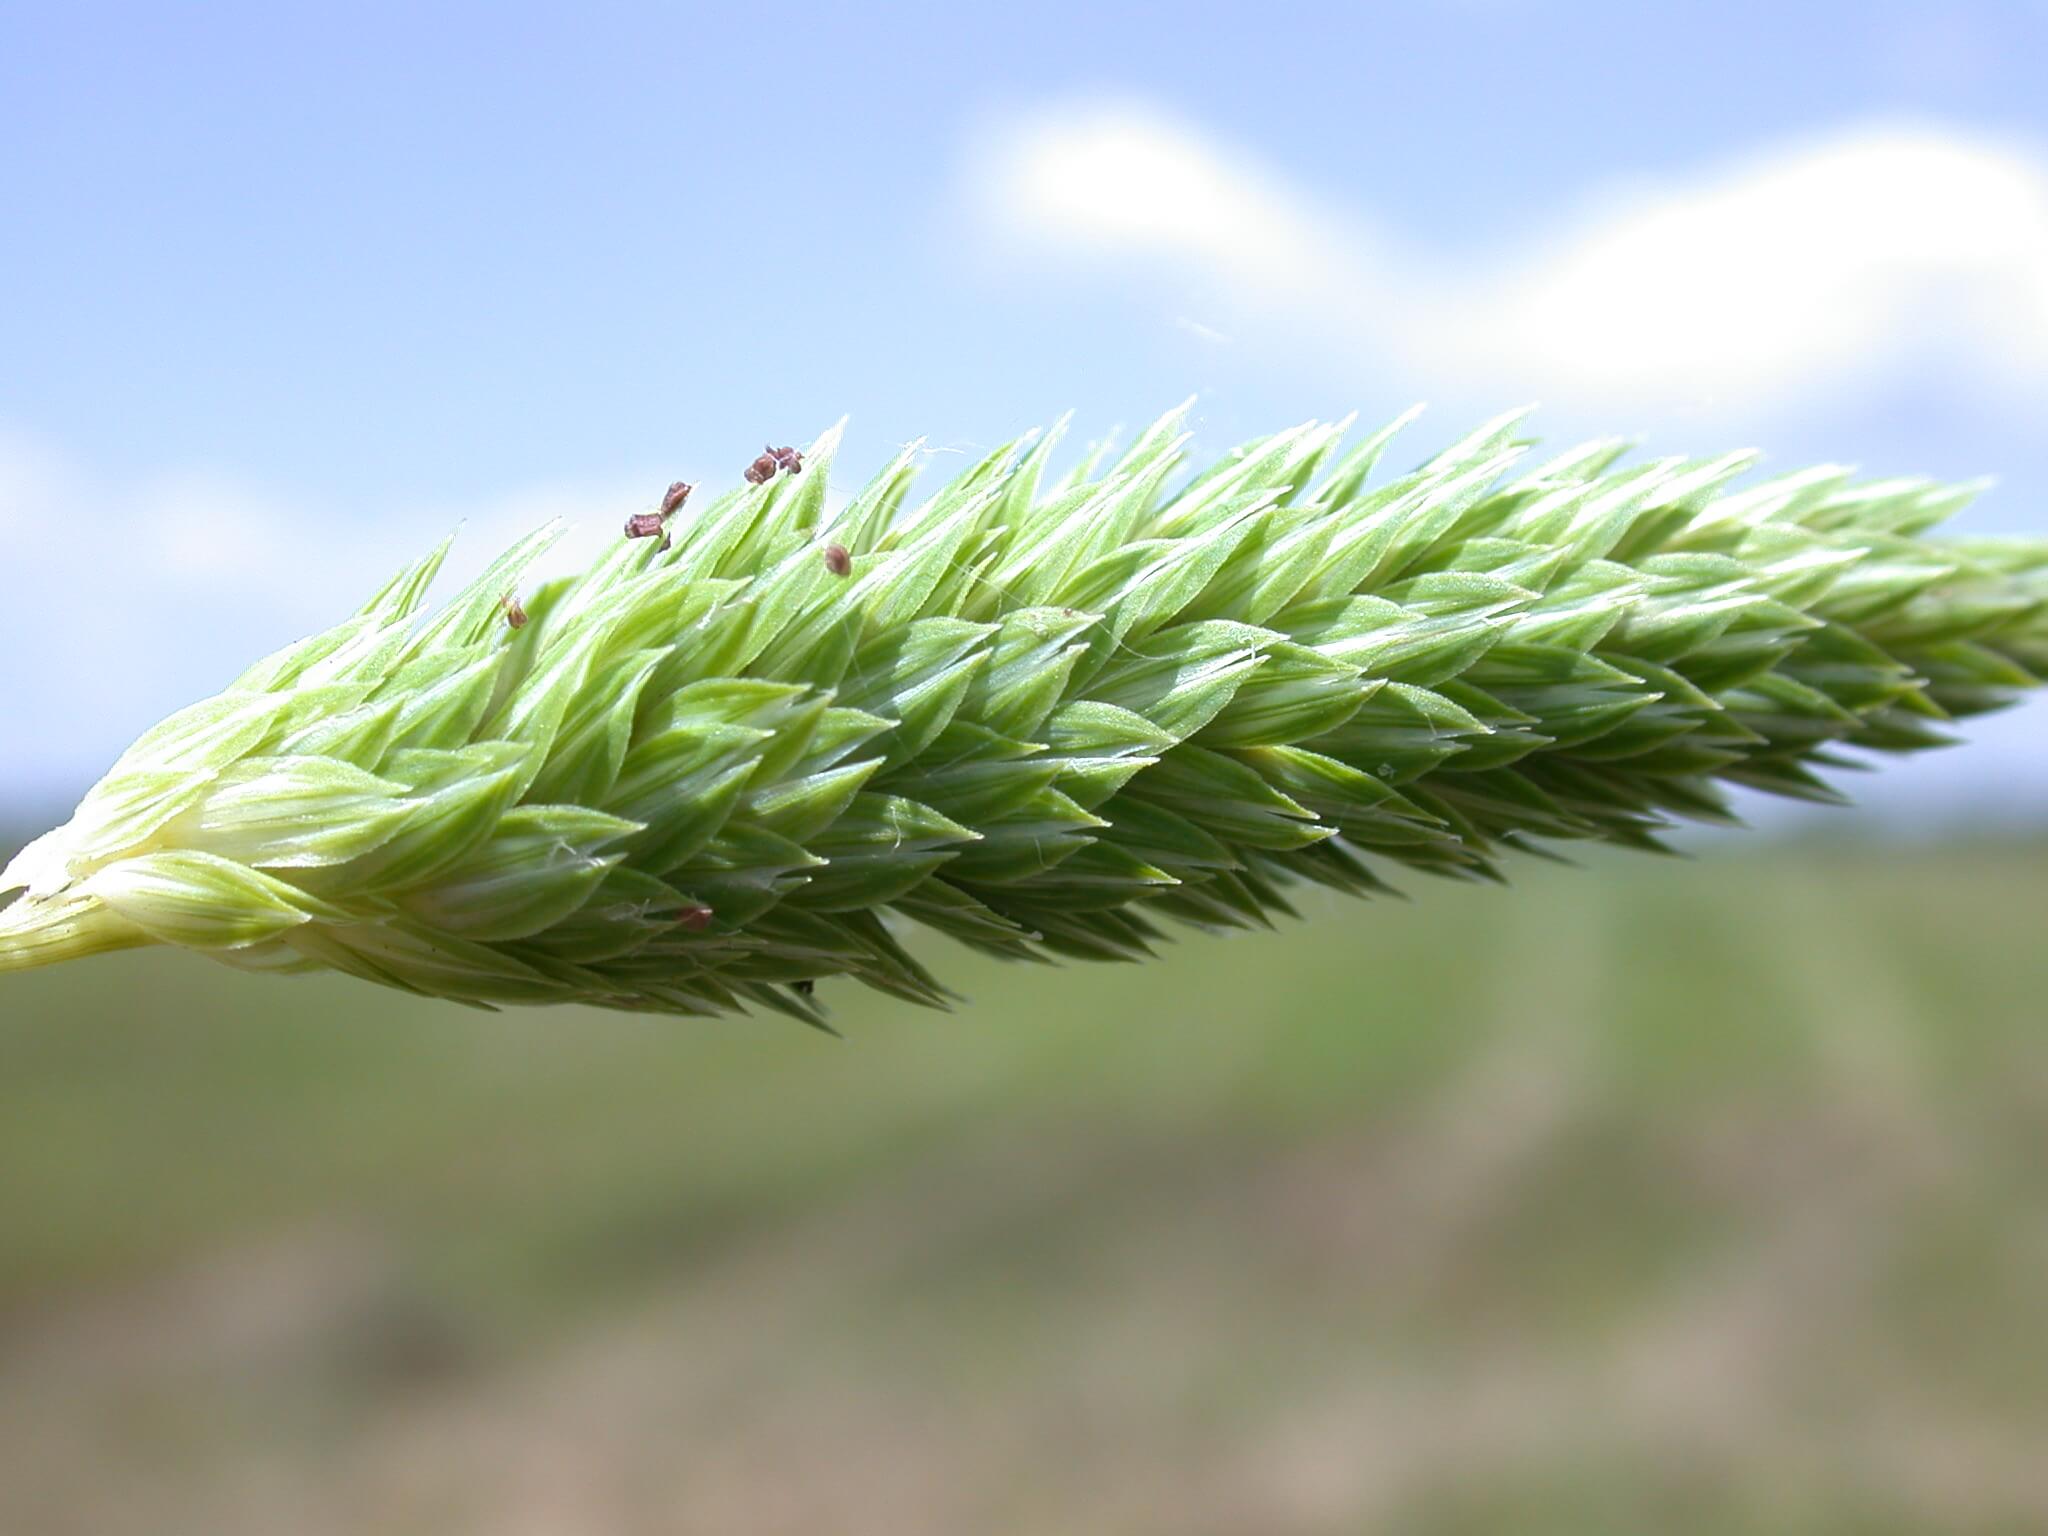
5;407;2045;1024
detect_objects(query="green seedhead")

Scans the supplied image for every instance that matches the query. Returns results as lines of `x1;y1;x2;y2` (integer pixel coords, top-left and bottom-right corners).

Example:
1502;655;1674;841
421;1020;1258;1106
4;406;2044;1025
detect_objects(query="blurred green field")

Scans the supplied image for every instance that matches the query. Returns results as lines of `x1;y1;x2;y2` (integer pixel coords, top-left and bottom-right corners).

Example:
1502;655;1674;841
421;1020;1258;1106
4;840;2048;1534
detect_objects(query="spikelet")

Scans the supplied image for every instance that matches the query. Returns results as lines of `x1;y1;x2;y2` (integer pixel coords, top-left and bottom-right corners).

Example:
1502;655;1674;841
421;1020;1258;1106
4;407;2045;1025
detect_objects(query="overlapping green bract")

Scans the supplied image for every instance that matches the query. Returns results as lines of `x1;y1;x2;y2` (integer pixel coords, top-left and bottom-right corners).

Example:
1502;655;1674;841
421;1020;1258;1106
4;407;2045;1023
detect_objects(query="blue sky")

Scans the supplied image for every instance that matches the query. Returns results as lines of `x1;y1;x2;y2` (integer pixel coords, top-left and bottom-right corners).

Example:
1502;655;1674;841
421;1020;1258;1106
3;1;2045;817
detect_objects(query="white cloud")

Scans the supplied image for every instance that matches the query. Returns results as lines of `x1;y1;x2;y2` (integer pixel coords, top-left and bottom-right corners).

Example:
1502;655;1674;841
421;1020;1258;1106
1173;316;1233;346
1465;129;2048;408
975;104;1370;295
973;102;2048;418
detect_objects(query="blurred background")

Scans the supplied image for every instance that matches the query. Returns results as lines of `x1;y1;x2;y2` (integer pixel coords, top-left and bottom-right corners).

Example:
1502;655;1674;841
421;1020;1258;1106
3;2;2047;1531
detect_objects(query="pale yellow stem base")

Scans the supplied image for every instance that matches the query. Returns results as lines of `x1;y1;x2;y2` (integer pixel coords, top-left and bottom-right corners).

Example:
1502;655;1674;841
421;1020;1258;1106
0;890;153;976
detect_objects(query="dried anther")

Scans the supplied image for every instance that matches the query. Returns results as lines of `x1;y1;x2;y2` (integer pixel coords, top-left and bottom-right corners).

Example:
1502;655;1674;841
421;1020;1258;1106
625;481;691;542
822;542;851;577
745;444;804;484
676;903;715;932
500;592;528;629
